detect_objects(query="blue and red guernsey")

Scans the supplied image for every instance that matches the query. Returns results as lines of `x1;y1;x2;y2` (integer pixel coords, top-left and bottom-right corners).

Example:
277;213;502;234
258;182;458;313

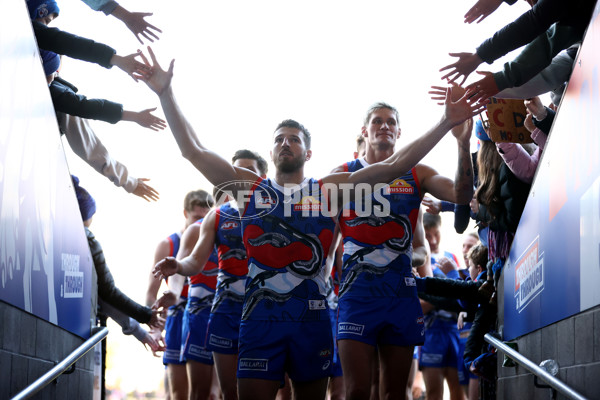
241;177;336;321
338;158;422;298
212;202;247;315
166;232;188;301
188;218;219;305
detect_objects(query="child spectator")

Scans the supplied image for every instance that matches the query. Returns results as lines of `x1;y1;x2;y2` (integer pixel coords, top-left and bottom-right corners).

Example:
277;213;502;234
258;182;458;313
495;97;550;184
470;115;531;306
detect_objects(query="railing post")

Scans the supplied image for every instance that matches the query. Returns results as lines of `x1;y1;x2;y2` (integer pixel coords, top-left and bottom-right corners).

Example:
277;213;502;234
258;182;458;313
11;327;109;400
485;333;588;400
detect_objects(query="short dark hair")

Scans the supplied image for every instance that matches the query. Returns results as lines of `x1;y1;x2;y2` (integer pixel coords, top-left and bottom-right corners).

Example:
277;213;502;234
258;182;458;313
183;189;214;211
274;119;311;149
467;243;488;269
423;212;441;229
232;149;268;176
363;102;400;126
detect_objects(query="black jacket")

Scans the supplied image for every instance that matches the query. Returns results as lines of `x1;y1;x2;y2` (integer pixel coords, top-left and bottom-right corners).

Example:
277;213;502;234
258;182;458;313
32;20;116;69
86;227;152;324
50;77;123;124
476;163;531;233
476;0;595;64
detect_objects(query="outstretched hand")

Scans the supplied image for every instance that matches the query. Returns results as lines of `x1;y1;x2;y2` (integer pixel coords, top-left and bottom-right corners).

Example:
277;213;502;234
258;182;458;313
154;290;178;310
133;178;159;202
147;309;166;330
138;47;174;96
524;96;546;120
153;257;179;280
141;329;164;353
123;12;162;44
132;107;167;131
431;85;488;128
437;256;459;275
464;71;499;104
147;328;166;356
440;52;483;85
464;0;504;24
110;51;151;81
436;84;474;143
422;196;442;215
430;83;466;105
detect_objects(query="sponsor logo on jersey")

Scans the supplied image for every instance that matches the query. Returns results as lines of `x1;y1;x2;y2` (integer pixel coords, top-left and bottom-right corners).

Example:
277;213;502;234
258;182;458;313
164;349;181;361
256;196;276;207
319;348;332;357
214;180;279;220
209;334;233;349
309;299;327;310
405;277;416;287
514;237;544;313
294;195;322;211
239;358;268;371
385;178;415;195
338;322;365;336
188;345;213;360
221;221;239;230
416;316;424;325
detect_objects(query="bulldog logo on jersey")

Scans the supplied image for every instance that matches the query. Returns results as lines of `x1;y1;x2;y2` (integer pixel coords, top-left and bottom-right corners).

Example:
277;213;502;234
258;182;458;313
385;179;414;195
294;195;322;212
221;221;239;230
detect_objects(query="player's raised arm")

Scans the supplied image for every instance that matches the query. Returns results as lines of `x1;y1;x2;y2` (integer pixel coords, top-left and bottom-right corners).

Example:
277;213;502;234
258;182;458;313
139;47;258;188
324;86;485;190
154;210;217;279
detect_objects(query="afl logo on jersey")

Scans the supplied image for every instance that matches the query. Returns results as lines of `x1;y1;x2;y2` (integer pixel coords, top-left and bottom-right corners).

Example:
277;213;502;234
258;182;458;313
294;196;322;211
256;196;276;207
221;221;239;230
385;178;414;195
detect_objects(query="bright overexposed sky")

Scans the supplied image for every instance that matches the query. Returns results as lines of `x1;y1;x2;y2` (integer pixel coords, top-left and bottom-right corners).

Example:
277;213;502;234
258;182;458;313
51;0;531;394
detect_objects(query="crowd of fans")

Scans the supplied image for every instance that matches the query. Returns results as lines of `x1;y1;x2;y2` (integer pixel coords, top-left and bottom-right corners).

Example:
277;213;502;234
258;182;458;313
25;0;595;399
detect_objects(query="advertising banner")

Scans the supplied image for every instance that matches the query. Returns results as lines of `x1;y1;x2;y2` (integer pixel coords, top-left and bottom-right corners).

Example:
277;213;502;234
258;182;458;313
0;4;93;339
503;4;600;340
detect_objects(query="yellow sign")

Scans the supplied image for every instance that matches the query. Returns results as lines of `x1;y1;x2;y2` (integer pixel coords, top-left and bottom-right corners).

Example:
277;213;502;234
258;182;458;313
485;98;533;144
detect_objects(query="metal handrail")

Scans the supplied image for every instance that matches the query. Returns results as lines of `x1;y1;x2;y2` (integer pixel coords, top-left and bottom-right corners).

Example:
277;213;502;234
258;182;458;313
484;333;588;400
11;327;109;400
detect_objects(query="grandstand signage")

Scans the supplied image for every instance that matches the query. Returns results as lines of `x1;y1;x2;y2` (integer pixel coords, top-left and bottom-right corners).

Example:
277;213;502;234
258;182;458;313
513;237;545;314
0;19;93;339
503;4;600;340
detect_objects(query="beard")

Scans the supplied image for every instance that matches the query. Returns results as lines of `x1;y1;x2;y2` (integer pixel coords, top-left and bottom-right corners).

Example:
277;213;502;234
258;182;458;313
274;153;305;173
371;135;396;152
